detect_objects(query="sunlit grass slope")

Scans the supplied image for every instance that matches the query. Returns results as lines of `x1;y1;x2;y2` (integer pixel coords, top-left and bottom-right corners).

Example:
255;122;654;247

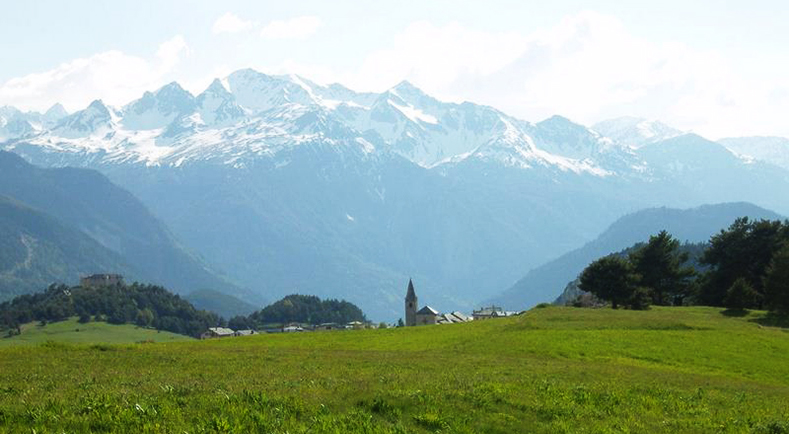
0;307;787;433
0;317;192;347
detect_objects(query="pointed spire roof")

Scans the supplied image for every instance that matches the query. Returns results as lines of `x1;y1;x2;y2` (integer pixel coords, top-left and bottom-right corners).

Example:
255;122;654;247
405;278;417;300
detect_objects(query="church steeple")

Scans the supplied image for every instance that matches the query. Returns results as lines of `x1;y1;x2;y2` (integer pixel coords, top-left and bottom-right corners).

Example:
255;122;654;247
406;279;416;300
405;279;418;326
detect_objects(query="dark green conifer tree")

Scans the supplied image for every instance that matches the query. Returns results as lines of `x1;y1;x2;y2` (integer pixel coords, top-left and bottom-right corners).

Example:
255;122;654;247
629;230;695;305
580;256;638;309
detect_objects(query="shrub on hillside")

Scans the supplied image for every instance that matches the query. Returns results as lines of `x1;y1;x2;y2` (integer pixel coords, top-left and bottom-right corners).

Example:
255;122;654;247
628;287;652;311
569;293;605;308
724;278;761;311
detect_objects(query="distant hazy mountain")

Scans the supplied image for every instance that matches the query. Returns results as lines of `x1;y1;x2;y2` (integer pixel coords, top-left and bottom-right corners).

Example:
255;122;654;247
0;195;134;300
3;69;789;319
185;289;258;319
718;136;789;171
0;151;252;302
488;202;784;310
633;134;789;211
593;116;683;148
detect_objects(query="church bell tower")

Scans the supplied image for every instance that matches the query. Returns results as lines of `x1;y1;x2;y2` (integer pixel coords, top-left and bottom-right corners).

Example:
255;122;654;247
405;279;417;326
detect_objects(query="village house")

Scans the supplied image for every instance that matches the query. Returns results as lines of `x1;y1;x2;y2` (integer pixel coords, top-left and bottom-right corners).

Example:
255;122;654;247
437;311;471;324
415;306;439;325
346;321;364;330
201;327;235;339
472;305;518;320
80;274;124;289
404;279;473;326
234;329;256;337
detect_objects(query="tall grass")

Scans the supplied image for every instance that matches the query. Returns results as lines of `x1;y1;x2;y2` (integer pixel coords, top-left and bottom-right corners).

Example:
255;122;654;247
0;306;787;433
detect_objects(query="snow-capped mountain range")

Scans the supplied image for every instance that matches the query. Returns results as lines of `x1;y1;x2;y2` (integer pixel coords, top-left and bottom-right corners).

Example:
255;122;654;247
3;68;789;319
0;69;652;175
3;69;787;174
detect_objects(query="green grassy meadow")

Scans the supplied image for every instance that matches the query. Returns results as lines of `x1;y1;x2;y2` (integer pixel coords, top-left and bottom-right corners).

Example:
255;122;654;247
0;306;787;433
0;317;192;347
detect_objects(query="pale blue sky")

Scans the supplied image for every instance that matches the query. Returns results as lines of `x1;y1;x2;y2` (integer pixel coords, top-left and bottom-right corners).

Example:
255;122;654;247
2;0;788;138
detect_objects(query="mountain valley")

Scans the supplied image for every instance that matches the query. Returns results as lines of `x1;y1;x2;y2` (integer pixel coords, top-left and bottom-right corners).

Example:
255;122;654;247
3;70;789;319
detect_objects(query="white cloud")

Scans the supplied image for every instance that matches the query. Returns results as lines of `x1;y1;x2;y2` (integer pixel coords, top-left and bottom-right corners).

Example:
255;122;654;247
3;11;789;139
339;21;528;95
335;12;789;139
0;35;189;112
212;12;253;35
156;35;189;72
260;16;322;40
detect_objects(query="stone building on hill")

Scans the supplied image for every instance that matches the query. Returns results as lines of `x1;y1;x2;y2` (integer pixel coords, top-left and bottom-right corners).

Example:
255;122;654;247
80;274;124;288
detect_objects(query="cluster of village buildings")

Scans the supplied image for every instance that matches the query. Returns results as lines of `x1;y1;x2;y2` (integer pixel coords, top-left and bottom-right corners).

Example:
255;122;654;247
203;279;519;338
200;321;373;339
80;274;518;338
404;279;518;326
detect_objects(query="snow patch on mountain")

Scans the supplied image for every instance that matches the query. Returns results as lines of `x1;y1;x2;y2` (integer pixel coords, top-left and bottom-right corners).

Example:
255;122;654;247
388;100;438;125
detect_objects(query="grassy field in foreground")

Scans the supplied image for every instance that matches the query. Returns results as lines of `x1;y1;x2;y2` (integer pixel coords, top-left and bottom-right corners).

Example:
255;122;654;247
0;306;787;433
0;317;192;347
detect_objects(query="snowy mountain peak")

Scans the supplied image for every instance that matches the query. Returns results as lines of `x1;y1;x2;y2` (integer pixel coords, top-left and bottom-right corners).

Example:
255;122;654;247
390;80;423;96
52;99;114;138
203;78;231;96
531;115;615;161
122;82;196;130
593;116;683;148
385;80;437;107
195;78;245;126
44;103;68;121
227;68;315;113
86;99;111;115
154;81;194;101
537;115;584;131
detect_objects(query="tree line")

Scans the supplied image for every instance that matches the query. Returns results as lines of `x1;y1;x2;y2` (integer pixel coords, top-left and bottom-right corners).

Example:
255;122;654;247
579;217;789;313
227;294;367;330
0;282;222;337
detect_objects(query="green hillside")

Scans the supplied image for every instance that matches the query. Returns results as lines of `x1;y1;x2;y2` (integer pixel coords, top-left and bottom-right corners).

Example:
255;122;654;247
0;317;191;347
0;195;135;301
0;151;253;302
0;306;787;433
492;202;783;308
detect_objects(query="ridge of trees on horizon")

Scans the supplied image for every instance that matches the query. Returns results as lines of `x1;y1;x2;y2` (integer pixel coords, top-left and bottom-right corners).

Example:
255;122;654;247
0;283;222;338
227;294;367;330
579;217;789;313
0;286;369;339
